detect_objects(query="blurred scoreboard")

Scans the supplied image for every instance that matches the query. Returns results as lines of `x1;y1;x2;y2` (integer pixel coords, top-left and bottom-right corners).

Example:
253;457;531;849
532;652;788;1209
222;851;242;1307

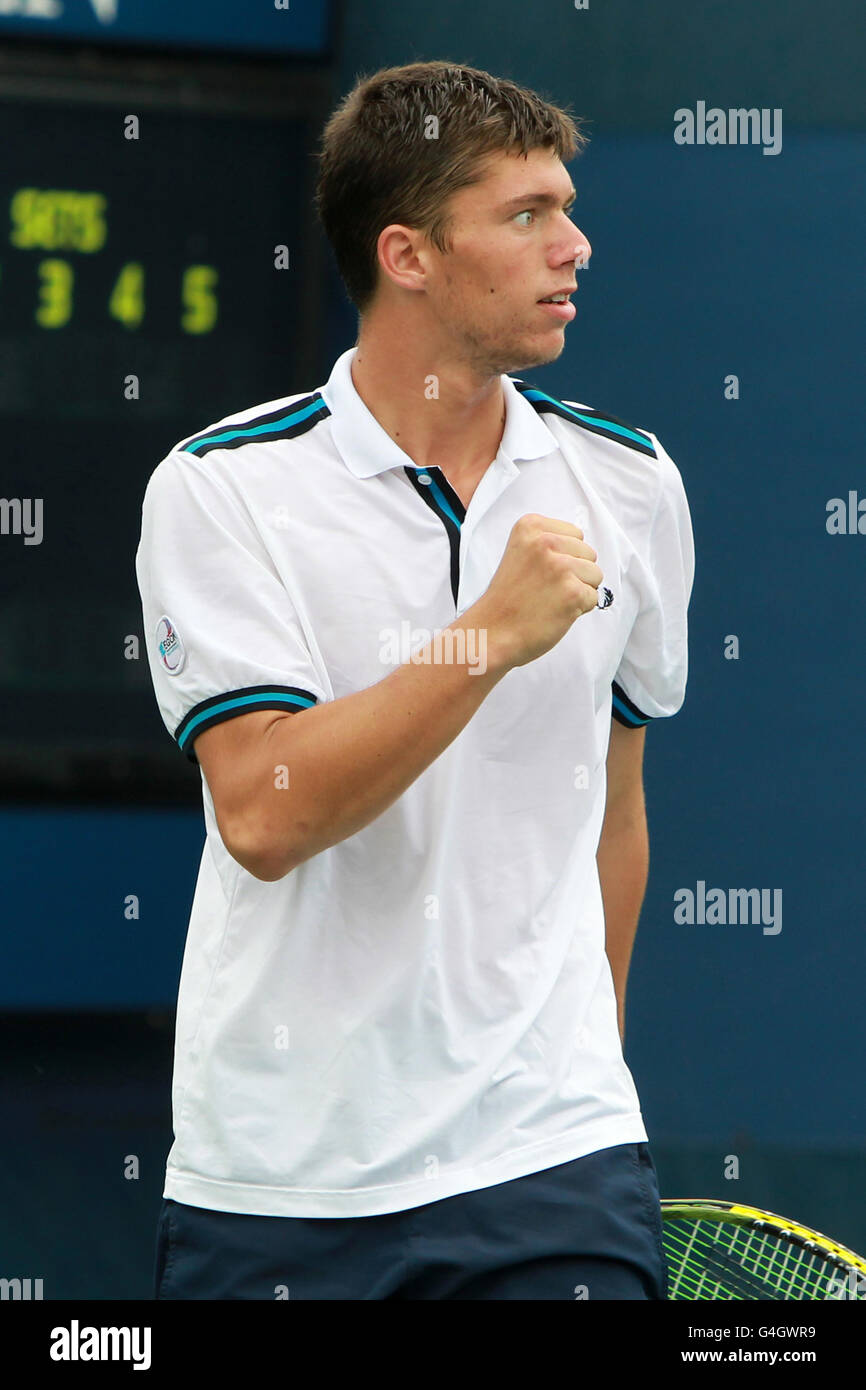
0;40;333;800
0;96;318;420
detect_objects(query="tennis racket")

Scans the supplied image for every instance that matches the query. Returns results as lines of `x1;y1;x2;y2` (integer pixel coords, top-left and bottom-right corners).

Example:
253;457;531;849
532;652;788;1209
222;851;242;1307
661;1199;866;1300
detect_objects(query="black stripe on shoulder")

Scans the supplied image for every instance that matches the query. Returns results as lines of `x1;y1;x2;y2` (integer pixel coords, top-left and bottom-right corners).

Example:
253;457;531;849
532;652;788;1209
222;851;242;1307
179;392;331;458
512;381;656;458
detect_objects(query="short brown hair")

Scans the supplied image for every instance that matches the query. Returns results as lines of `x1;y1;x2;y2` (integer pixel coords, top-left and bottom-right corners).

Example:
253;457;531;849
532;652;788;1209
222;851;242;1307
314;60;587;314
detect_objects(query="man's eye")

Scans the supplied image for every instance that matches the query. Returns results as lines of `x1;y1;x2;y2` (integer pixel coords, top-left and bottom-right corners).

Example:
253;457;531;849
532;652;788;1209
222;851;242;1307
514;209;534;227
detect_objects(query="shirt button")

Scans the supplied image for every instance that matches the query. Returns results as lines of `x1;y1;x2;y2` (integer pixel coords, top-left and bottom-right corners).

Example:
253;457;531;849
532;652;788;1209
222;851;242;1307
418;473;432;485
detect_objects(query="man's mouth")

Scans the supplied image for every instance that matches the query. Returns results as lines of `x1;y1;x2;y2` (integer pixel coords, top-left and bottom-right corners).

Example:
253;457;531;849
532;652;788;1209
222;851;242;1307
537;294;576;322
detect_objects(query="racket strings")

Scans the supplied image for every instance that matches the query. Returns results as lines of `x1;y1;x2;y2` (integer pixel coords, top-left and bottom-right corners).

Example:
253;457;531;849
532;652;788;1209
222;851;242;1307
664;1217;859;1300
666;1223;775;1299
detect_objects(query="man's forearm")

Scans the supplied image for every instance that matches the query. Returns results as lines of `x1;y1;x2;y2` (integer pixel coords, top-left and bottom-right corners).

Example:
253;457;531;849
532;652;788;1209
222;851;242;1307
239;601;511;878
597;808;650;1044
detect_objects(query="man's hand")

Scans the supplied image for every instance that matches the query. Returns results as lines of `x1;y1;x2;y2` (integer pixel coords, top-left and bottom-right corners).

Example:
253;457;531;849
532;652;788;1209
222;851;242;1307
470;513;603;671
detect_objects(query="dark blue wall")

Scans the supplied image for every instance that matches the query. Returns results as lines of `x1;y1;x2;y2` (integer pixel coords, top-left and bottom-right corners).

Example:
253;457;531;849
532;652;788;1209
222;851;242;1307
0;808;201;1010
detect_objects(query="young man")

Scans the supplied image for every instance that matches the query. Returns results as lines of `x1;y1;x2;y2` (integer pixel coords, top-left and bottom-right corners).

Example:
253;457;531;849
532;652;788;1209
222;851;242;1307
138;60;694;1300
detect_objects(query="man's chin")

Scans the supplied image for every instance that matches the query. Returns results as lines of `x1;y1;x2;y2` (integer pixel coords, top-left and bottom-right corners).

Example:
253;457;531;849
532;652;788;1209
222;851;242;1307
493;333;567;375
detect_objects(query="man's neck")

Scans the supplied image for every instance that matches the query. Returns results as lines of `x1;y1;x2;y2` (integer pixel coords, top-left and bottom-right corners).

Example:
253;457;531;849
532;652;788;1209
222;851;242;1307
349;326;508;494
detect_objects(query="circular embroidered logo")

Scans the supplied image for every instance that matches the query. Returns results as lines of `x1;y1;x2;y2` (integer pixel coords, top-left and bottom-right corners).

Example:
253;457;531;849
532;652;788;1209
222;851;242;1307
156;616;185;674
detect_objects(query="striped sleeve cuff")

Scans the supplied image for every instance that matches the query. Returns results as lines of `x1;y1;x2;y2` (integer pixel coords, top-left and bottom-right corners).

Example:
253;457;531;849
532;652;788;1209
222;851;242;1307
611;680;652;728
175;685;319;763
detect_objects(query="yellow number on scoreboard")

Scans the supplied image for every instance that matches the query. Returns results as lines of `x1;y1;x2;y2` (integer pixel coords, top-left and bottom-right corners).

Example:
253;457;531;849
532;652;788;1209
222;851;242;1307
109;262;145;328
181;265;218;334
35;259;74;328
11;189;107;252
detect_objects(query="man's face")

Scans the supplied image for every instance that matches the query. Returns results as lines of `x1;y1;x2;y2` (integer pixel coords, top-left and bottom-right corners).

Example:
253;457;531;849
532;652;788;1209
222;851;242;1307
423;145;591;376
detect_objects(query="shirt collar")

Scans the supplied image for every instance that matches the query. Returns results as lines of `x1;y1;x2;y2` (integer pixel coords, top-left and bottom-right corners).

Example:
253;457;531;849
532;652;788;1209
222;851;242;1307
320;346;559;480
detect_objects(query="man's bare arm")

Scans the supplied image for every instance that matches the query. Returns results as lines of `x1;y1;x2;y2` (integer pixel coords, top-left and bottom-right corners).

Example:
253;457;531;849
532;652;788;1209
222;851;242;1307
195;512;604;881
597;721;650;1044
196;608;510;881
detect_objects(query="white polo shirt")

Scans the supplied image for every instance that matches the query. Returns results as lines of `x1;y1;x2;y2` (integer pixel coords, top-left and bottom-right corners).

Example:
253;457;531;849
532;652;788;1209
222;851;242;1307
136;345;694;1218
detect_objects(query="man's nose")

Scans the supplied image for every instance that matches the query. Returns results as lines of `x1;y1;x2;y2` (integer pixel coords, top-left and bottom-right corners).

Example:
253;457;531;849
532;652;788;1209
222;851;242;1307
573;233;591;270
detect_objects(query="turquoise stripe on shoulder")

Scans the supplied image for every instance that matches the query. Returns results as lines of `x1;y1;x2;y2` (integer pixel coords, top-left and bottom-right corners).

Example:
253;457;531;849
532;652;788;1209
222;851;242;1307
180;393;330;458
515;383;656;457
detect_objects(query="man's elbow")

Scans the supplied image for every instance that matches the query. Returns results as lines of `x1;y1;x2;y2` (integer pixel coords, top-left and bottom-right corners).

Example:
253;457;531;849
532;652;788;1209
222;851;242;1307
222;815;302;882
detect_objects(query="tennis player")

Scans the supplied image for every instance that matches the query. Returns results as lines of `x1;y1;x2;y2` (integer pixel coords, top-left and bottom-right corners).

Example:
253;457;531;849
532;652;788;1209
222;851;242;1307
137;60;694;1300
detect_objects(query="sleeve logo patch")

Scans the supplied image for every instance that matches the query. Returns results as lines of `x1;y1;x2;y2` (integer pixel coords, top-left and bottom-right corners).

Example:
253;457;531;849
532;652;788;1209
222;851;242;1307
156;616;186;674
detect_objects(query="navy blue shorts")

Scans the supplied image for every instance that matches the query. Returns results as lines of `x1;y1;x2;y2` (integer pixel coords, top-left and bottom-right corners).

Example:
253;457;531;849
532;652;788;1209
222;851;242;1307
154;1140;667;1300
